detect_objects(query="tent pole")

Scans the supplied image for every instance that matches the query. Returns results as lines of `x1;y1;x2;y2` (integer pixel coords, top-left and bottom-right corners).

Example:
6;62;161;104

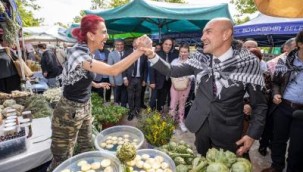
158;26;161;43
21;29;27;61
15;34;25;80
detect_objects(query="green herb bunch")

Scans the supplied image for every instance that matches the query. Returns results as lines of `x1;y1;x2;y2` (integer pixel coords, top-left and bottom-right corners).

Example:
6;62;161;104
91;93;128;131
138;107;176;147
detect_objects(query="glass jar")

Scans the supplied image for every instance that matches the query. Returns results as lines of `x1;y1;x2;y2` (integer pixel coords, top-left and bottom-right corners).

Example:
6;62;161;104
19;118;32;138
22;111;32;119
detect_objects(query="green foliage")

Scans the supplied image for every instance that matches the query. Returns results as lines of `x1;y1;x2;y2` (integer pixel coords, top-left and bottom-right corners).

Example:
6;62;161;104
91;93;128;131
109;0;130;8
91;0;108;9
234;16;250;25
154;0;185;3
231;0;257;14
73;10;86;23
15;0;42;26
137;107;176;147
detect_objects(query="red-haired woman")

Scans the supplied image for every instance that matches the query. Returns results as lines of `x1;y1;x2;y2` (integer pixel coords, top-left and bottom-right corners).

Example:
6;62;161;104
47;14;153;171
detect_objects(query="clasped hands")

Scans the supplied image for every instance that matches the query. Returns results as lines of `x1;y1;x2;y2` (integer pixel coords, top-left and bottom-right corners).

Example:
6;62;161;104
135;35;156;59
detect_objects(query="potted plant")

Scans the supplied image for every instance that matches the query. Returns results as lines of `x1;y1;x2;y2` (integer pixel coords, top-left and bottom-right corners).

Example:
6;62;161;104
91;93;128;131
137;107;176;147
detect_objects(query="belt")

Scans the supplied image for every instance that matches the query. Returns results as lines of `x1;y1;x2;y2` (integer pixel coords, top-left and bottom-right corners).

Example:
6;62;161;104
282;99;303;110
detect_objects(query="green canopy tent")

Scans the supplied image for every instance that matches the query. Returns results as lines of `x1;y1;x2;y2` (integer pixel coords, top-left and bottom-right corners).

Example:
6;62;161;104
85;0;232;42
64;23;144;41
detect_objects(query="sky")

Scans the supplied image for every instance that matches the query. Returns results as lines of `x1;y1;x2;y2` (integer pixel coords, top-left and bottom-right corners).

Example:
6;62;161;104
33;0;236;26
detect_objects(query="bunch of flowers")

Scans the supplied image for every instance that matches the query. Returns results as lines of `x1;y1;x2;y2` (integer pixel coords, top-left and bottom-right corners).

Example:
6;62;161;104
138;107;176;147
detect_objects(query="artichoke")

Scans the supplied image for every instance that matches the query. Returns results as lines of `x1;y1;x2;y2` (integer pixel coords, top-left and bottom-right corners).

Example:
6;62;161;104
206;148;219;162
231;161;252;172
174;156;186;165
206;162;229;172
116;142;136;163
223;150;237;168
235;158;252;171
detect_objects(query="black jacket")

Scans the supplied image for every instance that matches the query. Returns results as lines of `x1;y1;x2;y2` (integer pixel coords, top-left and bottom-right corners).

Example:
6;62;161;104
149;50;178;89
41;50;62;78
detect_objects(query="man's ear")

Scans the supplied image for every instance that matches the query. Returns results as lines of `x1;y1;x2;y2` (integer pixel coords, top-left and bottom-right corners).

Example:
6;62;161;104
223;29;232;41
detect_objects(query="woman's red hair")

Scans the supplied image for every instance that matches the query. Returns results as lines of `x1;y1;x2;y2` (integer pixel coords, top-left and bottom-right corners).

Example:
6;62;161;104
249;48;263;61
72;14;105;43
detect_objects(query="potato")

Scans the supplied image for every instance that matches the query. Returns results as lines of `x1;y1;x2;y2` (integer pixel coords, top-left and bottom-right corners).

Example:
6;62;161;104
123;134;130;138
112;136;118;140
104;166;113;172
163;169;172;172
154;156;164;163
134;155;142;161
101;159;111;168
100;142;107;148
77;160;87;167
146;158;155;165
91;162;101;170
106;139;113;144
143;163;152;170
152;162;161;170
135;160;144;168
161;162;169;169
106;144;114;149
126;160;136;167
60;169;71;172
141;154;150;160
86;170;96;172
81;163;91;171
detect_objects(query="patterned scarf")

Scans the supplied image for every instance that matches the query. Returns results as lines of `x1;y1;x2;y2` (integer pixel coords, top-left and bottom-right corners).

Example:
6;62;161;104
186;48;265;98
274;50;303;83
59;43;94;86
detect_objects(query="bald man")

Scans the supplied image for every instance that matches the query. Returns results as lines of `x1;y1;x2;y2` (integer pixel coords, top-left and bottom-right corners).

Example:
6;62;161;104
243;40;258;50
145;18;267;156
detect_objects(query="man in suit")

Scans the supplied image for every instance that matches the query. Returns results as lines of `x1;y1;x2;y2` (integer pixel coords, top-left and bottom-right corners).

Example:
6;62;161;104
92;47;112;102
144;18;267;156
149;38;178;112
108;39;129;107
123;39;148;120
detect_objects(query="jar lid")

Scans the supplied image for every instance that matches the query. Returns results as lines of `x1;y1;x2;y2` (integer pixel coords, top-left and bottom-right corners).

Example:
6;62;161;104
7;112;17;116
4;122;16;127
3;126;17;131
4;119;16;124
6;115;17;120
6;109;16;113
19;118;30;124
22;111;32;115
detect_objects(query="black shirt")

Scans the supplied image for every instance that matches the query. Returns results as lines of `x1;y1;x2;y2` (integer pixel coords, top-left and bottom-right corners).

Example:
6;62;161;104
63;67;96;103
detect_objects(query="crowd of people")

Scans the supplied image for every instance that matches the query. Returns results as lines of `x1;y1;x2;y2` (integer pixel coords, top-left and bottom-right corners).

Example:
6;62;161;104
1;13;302;172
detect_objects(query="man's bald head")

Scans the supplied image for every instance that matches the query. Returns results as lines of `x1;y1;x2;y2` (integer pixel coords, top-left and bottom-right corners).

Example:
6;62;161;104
243;40;258;50
201;18;234;56
207;18;233;34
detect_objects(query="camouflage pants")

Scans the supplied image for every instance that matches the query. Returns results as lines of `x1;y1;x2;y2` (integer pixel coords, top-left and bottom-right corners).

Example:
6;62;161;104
47;96;92;171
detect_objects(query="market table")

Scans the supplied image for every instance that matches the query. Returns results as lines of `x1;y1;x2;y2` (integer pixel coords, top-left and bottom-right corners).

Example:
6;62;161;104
0;117;52;172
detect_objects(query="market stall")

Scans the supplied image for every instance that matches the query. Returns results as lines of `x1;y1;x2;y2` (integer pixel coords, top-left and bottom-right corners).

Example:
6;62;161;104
0;117;52;172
